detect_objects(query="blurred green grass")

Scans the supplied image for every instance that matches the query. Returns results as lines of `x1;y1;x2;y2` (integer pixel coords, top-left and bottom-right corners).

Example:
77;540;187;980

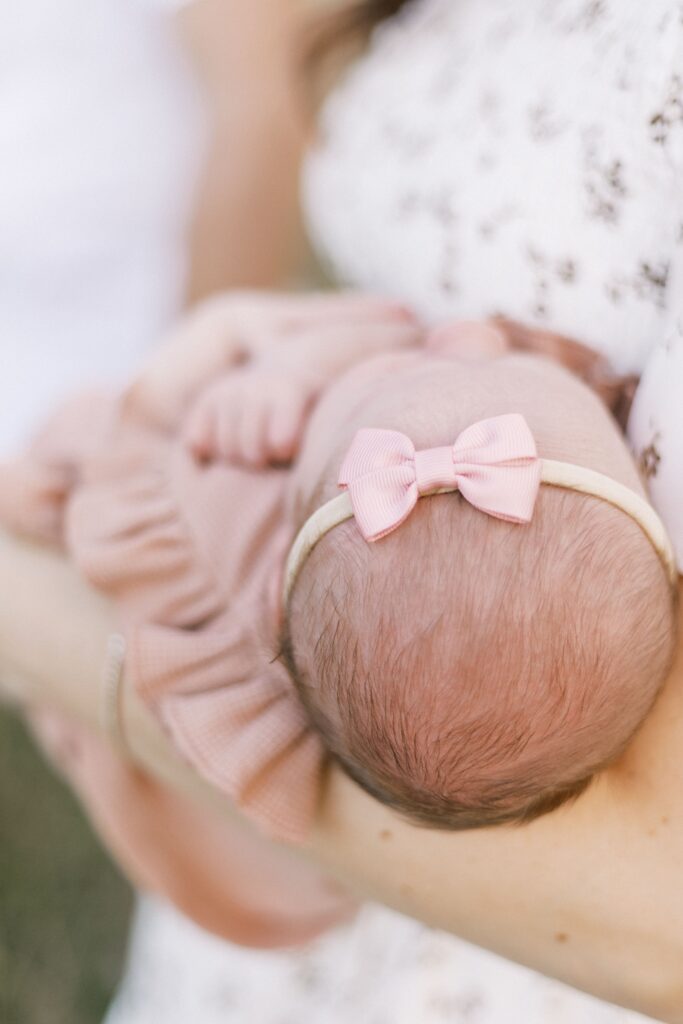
0;707;133;1024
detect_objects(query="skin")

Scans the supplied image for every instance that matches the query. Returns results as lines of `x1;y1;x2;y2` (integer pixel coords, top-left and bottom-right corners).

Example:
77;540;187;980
2;345;682;1020
175;0;309;300
3;0;682;1015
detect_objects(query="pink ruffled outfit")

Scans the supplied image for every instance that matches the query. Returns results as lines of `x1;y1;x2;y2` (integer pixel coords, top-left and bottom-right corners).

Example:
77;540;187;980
10;396;355;948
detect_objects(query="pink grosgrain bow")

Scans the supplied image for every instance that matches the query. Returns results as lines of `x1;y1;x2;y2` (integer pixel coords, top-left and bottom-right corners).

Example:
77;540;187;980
338;414;542;541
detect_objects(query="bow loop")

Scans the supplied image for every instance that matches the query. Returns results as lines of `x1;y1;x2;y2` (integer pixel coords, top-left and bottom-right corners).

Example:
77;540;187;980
338;428;419;541
338;415;541;541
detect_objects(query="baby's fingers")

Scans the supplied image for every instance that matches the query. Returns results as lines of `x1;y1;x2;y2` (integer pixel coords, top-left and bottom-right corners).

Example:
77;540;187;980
266;391;311;464
0;461;71;545
234;399;270;469
184;397;219;462
127;299;248;430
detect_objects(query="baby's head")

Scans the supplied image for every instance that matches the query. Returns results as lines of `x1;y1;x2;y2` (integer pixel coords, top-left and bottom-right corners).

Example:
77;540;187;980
282;338;678;830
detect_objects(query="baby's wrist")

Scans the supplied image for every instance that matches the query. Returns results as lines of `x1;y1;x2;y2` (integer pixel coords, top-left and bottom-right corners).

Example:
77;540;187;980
255;359;329;395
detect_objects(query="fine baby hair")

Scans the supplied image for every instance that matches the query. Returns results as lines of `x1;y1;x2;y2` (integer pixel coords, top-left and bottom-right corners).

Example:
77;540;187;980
281;356;677;831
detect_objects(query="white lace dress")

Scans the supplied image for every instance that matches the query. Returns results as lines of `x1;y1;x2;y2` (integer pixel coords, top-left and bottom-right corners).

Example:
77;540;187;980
108;3;679;1023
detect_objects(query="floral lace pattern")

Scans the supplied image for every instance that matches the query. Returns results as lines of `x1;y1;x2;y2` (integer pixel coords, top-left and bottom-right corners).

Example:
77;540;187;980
305;0;683;377
106;897;655;1024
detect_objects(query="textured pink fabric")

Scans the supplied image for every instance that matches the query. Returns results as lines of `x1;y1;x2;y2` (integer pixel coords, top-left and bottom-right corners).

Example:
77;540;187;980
0;394;356;947
61;406;324;843
338;415;541;542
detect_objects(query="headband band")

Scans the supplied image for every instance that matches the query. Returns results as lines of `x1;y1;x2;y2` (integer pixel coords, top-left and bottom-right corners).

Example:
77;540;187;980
283;414;676;603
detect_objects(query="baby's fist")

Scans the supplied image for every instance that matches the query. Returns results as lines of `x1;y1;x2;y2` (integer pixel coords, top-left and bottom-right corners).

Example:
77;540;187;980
184;367;320;469
0;459;72;545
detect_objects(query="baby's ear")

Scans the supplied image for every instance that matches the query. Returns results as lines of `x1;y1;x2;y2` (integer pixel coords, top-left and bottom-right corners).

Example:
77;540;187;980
426;320;509;360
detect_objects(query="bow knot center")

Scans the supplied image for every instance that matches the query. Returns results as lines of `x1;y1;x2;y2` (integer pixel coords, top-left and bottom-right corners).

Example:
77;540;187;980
413;445;457;494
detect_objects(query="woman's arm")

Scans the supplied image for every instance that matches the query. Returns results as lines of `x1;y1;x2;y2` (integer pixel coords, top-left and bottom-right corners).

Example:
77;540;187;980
175;0;309;301
0;531;195;801
311;683;683;1021
2;530;682;1021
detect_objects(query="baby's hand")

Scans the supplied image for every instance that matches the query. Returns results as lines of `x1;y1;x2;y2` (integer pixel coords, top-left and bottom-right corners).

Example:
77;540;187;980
184;366;323;468
126;291;415;433
0;459;73;545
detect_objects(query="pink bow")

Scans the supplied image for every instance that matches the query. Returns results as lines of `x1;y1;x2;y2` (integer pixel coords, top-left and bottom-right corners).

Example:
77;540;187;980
338;414;541;541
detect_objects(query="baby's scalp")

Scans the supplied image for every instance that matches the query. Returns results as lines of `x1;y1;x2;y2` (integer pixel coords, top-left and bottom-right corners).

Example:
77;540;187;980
282;351;677;829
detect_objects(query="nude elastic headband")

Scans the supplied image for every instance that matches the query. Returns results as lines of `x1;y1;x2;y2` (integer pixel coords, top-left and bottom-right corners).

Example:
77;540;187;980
283;414;676;602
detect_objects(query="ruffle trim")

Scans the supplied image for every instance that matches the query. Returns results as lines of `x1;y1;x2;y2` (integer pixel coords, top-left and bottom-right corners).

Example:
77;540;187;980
66;436;224;628
132;623;323;843
66;437;323;842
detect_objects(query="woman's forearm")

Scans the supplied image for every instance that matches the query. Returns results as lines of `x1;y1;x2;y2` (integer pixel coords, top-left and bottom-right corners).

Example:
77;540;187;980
0;530;113;722
176;0;308;301
310;600;683;1021
310;759;683;1021
0;530;219;810
2;531;683;1021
